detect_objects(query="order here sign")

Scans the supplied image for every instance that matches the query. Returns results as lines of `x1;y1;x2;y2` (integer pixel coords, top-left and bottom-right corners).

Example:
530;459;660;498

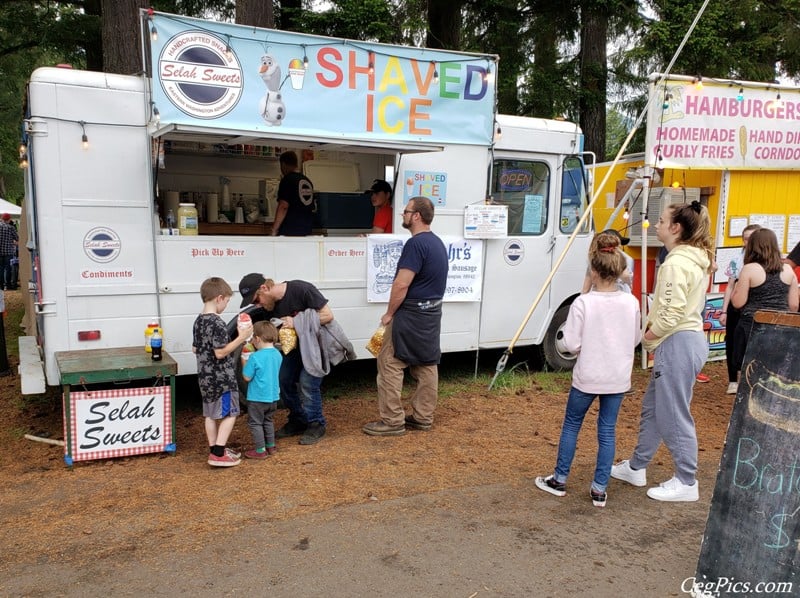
65;387;173;462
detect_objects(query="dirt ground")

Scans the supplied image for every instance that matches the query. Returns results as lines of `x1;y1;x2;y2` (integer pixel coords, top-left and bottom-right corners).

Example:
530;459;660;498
0;289;734;596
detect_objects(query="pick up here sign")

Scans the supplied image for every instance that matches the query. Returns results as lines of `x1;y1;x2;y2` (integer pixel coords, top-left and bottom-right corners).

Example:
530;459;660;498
65;387;173;463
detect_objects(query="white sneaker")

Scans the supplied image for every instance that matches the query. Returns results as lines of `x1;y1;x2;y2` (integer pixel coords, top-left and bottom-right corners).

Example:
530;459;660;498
726;382;738;395
646;476;699;502
610;460;647;487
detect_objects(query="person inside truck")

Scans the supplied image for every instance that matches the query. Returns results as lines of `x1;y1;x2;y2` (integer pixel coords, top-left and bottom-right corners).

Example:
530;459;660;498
270;151;315;236
368;179;393;234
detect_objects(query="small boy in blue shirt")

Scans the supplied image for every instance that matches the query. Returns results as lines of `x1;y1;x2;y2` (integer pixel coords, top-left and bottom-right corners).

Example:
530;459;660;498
243;320;283;459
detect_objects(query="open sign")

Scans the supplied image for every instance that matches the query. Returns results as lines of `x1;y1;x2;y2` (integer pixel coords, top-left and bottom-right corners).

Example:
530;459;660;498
499;169;532;192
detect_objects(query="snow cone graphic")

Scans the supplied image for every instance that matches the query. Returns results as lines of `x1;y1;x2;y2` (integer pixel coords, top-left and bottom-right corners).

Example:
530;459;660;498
288;58;306;90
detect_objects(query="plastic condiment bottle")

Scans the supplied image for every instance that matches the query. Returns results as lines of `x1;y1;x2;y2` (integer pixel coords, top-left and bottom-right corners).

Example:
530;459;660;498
166;209;176;233
144;320;160;353
150;329;163;361
178;203;198;235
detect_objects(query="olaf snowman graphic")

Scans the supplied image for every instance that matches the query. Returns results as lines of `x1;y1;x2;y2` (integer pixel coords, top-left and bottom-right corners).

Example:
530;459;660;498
258;54;285;125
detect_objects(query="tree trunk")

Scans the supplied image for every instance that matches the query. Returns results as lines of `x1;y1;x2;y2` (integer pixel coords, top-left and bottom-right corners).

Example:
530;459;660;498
84;0;103;71
427;0;463;49
101;0;147;75
280;0;302;32
236;0;274;28
529;16;558;118
579;2;607;159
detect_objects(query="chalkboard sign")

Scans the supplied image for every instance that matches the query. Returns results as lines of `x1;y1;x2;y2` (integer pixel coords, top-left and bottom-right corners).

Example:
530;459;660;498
695;311;800;597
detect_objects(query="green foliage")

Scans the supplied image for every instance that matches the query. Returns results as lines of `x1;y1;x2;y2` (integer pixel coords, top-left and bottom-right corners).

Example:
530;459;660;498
298;0;399;42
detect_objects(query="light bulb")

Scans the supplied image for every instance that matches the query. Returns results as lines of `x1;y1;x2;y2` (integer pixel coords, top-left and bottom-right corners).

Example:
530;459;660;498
642;218;650;229
225;45;233;60
623;209;630;221
19;155;28;169
737;87;744;102
150;24;158;41
303;54;309;69
693;76;703;90
368;61;374;75
81;133;89;150
153;105;160;125
672;181;680;188
18;143;26;155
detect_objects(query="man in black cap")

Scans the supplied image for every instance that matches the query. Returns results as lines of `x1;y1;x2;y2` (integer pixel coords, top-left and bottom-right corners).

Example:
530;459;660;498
238;273;333;445
368;179;393;234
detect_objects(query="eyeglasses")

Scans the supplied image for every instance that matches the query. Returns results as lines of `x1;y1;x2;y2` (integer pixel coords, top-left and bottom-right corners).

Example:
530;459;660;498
402;210;417;215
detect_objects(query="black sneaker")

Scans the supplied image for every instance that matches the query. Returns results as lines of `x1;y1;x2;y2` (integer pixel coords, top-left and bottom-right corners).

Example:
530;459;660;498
299;422;326;445
534;475;566;497
591;489;607;508
276;421;307;439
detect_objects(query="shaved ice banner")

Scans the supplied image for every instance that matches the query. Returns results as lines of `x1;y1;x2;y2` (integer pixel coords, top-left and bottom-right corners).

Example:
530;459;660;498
145;11;497;146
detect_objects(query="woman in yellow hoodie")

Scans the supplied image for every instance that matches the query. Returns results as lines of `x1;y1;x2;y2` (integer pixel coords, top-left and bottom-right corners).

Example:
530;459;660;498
611;200;713;502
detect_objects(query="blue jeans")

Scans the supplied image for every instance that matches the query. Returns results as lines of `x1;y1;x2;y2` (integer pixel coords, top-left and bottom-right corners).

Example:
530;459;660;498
279;349;325;427
553;387;624;493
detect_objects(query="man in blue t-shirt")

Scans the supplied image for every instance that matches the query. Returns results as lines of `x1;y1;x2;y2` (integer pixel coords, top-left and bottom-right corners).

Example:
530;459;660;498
270;150;314;236
363;196;449;437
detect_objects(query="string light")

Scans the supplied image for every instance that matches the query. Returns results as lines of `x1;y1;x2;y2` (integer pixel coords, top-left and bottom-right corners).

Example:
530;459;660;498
493;123;502;141
368;52;375;75
147;8;157;41
19;153;28;169
18;142;26;155
225;36;233;60
152;104;160;125
642;217;650;229
79;120;89;150
431;61;439;84
302;45;309;69
662;92;672;110
693;75;703;90
672;181;681;189
775;92;783;108
737;87;744;102
623;207;630;221
484;63;494;84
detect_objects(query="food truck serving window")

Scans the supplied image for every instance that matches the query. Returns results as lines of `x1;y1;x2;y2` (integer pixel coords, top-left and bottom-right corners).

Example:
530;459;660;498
491;160;550;236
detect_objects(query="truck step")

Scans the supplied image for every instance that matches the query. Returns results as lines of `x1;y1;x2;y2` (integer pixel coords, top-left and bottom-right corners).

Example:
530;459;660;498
18;336;46;395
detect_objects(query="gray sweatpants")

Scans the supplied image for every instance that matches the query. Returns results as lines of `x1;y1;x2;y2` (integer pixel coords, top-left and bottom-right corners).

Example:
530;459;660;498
629;330;708;485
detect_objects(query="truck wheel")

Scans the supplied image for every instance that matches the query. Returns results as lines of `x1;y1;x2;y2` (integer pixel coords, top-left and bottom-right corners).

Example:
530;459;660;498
542;304;577;371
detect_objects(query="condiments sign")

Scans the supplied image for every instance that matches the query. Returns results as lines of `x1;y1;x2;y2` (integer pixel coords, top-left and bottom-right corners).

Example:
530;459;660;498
65;387;173;463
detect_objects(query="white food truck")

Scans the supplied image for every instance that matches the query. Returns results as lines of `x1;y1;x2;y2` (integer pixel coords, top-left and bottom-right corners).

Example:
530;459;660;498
18;11;593;393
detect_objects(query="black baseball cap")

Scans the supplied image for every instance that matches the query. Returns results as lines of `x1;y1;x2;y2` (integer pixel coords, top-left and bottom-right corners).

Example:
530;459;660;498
367;179;392;195
239;273;266;308
601;229;630;246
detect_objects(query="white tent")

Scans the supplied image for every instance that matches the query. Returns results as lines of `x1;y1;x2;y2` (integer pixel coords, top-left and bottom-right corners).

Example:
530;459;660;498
0;197;22;217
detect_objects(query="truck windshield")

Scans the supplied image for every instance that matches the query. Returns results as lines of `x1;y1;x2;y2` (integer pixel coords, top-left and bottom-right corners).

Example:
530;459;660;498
491;160;550;236
559;156;590;234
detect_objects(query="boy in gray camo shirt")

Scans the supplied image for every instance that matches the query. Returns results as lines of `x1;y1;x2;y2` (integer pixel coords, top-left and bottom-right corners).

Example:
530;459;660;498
192;277;253;467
